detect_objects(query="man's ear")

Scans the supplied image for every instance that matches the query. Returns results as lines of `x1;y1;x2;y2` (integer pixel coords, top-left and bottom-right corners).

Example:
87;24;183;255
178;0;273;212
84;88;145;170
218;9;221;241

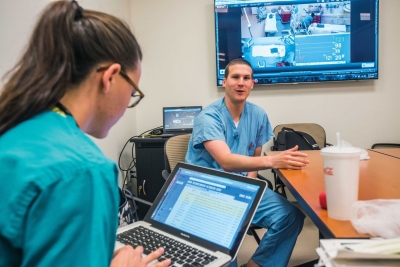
250;79;255;90
222;78;227;87
101;64;121;94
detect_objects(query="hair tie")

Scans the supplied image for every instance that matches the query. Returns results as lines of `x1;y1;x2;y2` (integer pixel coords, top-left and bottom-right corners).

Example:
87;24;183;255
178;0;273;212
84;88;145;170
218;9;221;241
72;0;84;21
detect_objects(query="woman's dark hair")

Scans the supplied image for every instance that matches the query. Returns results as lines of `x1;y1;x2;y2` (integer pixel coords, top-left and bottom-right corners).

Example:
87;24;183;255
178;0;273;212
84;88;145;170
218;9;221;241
0;0;142;135
224;58;253;79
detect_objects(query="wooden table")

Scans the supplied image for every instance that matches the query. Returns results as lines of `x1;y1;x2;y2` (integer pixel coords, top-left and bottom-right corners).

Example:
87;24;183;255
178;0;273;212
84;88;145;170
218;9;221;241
272;150;400;239
369;148;400;159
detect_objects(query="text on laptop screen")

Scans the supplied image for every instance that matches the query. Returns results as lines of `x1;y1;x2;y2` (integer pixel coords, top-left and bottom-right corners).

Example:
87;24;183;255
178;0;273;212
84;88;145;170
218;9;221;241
150;167;260;249
163;106;202;132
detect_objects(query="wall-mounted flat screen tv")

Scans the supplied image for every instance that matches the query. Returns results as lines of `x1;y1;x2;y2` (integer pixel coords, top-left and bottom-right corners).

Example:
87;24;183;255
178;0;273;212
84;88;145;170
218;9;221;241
214;0;379;85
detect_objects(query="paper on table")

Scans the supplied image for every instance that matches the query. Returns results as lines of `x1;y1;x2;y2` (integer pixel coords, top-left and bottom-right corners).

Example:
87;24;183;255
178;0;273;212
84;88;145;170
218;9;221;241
319;239;400;260
345;238;400;255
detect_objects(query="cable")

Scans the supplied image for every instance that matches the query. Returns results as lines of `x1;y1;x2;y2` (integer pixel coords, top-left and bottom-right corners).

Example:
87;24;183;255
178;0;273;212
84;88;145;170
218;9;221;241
117;126;163;221
118;125;163;189
139;125;162;136
123;188;139;222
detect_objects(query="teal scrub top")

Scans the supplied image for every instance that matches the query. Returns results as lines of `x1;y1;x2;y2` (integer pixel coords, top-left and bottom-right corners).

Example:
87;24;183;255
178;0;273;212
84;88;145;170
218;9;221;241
0;109;119;267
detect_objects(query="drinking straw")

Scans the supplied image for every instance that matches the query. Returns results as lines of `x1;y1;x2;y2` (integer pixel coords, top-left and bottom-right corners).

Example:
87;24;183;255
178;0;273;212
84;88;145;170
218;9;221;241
336;132;342;150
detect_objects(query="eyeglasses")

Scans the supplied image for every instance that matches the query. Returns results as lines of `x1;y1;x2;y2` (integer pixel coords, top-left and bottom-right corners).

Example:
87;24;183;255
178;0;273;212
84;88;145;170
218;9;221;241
96;66;144;108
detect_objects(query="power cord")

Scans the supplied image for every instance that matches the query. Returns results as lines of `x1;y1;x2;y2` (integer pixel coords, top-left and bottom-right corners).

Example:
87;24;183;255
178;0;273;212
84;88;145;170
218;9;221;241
123;188;139;222
129;125;163;141
118;137;137;190
119;125;163;186
118;126;163;221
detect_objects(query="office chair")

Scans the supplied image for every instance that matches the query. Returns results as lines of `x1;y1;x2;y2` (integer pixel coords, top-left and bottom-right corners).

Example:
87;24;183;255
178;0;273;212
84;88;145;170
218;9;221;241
161;134;273;245
161;134;192;180
371;143;400;149
270;123;331;198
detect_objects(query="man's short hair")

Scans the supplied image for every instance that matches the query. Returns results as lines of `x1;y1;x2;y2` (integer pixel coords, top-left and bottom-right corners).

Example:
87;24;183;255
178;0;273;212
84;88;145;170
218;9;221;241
224;59;253;79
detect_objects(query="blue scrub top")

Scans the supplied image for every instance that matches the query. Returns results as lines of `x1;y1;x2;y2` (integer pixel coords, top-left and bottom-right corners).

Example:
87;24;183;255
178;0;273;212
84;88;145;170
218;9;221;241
185;98;274;176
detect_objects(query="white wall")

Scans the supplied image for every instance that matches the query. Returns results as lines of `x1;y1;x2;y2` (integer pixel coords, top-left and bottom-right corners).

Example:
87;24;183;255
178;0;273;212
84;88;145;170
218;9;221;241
131;0;400;151
0;0;135;173
1;0;399;170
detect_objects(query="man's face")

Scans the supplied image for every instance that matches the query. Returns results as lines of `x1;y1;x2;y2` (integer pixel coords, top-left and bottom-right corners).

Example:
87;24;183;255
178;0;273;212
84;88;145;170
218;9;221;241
223;64;254;105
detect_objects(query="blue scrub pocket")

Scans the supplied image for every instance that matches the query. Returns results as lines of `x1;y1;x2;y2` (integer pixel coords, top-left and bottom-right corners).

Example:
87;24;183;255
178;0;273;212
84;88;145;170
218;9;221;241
247;141;256;156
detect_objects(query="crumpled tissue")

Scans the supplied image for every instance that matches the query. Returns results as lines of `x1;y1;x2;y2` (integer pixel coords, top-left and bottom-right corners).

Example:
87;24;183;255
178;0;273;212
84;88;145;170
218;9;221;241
351;199;400;238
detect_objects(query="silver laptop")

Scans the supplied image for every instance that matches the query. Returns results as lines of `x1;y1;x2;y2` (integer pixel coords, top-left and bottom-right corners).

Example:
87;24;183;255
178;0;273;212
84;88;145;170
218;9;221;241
115;163;266;267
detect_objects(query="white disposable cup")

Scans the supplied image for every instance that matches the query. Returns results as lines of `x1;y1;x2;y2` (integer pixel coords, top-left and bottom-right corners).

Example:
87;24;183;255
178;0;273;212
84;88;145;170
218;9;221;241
320;146;361;221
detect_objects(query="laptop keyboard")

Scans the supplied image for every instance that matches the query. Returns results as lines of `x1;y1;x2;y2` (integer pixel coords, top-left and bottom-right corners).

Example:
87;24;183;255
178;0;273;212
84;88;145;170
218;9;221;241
117;226;218;267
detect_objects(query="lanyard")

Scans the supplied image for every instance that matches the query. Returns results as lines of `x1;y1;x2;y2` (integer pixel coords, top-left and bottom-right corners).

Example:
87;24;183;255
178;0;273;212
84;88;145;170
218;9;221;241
52;103;72;118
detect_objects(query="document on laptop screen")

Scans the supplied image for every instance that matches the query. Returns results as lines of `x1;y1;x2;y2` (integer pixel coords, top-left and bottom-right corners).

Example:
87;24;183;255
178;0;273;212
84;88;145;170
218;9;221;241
150;168;259;249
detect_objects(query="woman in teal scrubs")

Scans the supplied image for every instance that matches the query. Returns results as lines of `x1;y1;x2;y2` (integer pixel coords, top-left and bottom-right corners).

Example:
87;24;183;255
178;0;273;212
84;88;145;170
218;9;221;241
0;1;170;267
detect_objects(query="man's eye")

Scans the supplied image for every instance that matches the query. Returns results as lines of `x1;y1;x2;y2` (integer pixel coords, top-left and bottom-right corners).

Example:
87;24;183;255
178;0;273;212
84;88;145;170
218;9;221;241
244;77;251;80
232;75;239;79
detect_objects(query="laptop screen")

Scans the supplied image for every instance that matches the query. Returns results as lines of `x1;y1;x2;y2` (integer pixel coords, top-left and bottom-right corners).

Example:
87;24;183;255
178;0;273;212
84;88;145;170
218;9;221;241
163;106;202;134
148;165;262;251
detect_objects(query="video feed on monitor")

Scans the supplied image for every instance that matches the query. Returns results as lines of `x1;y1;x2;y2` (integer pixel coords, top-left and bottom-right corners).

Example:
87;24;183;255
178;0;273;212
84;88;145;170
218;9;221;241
163;107;202;131
241;4;349;68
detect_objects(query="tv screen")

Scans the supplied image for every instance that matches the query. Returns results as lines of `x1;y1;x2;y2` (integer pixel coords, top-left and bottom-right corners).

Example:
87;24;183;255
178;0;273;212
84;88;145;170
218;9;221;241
214;0;379;85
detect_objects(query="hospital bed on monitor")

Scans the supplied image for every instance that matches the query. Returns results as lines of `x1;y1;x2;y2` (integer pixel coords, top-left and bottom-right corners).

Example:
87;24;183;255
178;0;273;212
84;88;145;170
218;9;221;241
265;13;278;36
308;23;346;34
252;44;286;66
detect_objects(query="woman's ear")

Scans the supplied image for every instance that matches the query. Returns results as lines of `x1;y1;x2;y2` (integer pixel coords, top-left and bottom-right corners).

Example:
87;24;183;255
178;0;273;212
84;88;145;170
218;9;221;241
101;64;121;94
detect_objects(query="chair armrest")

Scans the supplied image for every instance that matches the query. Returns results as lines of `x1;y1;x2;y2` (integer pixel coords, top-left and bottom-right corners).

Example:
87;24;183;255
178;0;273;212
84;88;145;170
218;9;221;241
161;170;170;181
371;143;400;149
131;196;153;207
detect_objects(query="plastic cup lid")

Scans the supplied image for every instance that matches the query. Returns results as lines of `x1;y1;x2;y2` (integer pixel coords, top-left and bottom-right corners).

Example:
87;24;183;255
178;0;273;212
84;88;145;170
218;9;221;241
321;146;361;155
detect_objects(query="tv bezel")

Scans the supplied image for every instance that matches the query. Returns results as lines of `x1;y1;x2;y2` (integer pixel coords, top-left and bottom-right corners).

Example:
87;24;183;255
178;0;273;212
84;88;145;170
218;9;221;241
214;0;379;86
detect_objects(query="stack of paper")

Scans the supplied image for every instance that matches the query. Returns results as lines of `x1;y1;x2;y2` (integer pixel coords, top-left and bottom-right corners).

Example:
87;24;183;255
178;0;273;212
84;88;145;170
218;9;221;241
316;238;400;267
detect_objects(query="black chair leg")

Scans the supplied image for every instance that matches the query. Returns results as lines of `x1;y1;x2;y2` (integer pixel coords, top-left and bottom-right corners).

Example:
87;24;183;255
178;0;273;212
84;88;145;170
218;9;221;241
272;170;287;199
248;227;261;245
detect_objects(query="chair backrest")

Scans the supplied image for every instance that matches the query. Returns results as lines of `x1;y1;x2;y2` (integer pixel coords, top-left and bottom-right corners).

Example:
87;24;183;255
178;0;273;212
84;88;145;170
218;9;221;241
273;123;327;149
371;143;400;149
164;134;191;173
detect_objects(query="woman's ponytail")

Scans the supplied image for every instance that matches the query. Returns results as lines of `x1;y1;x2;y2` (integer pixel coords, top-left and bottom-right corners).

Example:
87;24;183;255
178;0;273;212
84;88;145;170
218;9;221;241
0;0;142;136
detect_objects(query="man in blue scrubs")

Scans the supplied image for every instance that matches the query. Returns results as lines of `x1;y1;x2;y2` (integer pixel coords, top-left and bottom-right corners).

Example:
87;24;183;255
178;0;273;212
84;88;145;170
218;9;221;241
186;59;309;267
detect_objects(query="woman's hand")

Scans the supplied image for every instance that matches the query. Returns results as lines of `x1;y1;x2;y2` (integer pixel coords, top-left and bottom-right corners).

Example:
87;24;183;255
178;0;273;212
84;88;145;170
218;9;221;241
111;245;171;267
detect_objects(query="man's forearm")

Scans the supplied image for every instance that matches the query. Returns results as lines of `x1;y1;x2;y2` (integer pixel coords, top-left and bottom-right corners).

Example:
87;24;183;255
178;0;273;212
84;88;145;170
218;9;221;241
217;153;272;172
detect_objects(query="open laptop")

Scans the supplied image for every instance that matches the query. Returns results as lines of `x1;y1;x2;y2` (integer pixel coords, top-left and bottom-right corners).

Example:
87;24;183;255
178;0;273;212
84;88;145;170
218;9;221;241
116;163;266;267
161;106;202;137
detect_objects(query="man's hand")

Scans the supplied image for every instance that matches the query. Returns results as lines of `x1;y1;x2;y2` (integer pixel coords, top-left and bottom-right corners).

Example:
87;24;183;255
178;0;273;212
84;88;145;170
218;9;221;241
111;245;171;267
269;145;309;170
